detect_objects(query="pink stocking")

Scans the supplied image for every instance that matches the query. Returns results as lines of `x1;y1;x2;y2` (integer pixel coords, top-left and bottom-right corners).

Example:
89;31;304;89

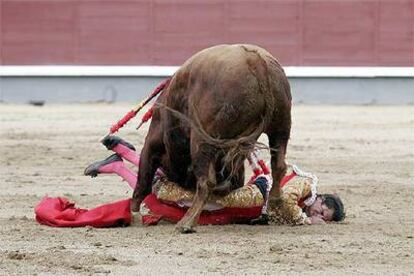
111;144;165;177
99;161;137;190
112;144;140;166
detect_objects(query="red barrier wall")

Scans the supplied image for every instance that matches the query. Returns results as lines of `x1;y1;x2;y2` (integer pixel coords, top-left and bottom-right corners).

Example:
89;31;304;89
0;0;413;66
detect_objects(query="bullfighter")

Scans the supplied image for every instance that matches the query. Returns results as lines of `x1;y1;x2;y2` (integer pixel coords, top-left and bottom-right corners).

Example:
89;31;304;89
84;136;345;226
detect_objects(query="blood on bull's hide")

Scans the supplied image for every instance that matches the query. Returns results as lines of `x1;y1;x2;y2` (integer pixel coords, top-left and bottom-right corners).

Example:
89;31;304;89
132;44;292;233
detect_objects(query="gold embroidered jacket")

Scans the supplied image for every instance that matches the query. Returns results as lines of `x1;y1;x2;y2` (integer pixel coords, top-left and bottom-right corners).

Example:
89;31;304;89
153;164;317;225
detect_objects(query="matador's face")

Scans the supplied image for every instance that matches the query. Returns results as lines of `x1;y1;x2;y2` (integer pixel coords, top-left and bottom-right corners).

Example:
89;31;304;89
306;197;334;222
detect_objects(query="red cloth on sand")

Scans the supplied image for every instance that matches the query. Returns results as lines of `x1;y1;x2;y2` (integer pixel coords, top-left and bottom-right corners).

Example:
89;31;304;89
35;197;131;228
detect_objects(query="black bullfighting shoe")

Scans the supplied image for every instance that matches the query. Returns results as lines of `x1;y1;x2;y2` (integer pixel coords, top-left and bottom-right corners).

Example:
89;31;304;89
101;135;136;151
84;154;123;178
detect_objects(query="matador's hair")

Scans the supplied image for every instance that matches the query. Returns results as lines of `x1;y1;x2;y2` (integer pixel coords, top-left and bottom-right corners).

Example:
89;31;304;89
319;194;345;222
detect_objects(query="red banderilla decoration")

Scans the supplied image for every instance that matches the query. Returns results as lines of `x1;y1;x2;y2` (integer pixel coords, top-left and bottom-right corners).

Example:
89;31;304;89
101;78;171;141
136;105;154;130
247;149;271;183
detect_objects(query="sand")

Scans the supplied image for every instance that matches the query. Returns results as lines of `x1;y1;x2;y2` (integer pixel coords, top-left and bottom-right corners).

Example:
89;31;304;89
0;103;413;275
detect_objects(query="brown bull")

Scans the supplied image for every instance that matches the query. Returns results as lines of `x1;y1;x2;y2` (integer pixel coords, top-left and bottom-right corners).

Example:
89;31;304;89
132;44;292;233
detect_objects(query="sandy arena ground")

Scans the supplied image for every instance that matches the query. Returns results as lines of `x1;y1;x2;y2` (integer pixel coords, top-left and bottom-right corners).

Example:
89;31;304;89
0;103;413;275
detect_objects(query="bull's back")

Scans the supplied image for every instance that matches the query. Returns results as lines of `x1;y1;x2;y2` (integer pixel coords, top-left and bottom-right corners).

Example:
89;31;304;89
168;44;287;139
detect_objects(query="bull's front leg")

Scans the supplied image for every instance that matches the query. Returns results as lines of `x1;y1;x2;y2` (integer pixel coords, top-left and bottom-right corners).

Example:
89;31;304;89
131;128;165;212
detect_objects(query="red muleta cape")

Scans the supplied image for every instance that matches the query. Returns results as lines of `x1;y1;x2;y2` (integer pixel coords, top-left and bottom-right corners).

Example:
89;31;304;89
35;197;131;228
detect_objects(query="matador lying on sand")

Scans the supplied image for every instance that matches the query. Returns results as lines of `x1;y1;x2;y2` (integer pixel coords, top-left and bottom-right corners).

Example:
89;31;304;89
35;136;345;227
90;136;345;225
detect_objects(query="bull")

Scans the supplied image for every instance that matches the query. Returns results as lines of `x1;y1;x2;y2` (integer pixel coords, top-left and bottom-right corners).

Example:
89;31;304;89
132;44;292;233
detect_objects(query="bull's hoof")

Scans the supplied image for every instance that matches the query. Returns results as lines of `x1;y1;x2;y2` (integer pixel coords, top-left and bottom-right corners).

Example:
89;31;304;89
130;199;141;212
175;225;196;234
